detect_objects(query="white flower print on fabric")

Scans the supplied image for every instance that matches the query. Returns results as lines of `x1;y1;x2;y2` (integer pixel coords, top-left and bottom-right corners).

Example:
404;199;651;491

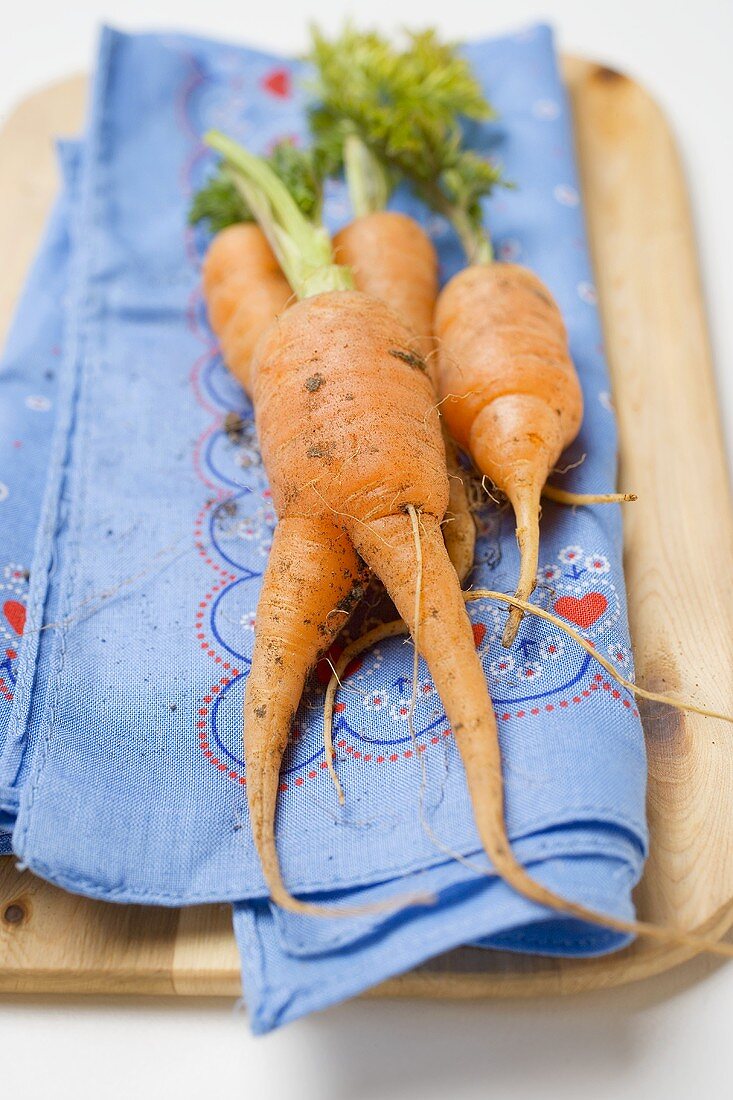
491;654;515;678
532;98;561;120
553;184;579;206
585;553;610;575
577;281;598;305
541;636;565;660
363;689;388;711
558;545;583;565
24;394;52;412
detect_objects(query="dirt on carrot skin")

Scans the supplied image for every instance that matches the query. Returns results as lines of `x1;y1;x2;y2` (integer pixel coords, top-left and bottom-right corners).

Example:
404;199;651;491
334;210;476;583
224;411;245;443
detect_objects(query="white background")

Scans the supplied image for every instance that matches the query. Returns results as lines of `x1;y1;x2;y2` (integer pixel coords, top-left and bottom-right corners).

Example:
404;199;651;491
1;2;732;1097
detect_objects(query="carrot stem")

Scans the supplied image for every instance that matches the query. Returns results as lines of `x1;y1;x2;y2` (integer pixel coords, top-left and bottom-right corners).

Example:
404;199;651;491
205;130;353;299
322;620;409;801
445;203;494;265
343;133;391;218
501;485;542;648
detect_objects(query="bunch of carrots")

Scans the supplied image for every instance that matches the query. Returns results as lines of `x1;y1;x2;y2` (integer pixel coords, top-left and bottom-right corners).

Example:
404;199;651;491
190;28;733;955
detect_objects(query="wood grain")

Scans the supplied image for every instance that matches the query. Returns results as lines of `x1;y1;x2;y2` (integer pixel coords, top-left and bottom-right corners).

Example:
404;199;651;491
1;57;732;998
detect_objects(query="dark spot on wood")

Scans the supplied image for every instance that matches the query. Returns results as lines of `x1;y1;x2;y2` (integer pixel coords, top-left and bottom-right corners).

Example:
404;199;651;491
307;444;328;458
3;903;26;926
389;348;427;372
344;393;355;401
594;64;626;83
255;705;267;719
305;373;325;392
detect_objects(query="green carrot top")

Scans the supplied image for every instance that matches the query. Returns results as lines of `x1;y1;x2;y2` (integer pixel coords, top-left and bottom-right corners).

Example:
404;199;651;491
192;133;352;299
307;25;507;263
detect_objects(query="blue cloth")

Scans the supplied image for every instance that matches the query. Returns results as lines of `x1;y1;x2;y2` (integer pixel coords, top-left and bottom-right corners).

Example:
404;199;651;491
0;23;647;1030
0;141;80;830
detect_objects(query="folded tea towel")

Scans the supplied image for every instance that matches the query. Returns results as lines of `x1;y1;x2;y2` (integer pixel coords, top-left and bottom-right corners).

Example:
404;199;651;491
0;143;81;850
0;23;647;1029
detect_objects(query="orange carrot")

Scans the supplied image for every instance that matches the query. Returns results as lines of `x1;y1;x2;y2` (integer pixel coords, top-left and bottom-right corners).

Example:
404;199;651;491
201;133;733;960
435;263;584;644
202;223;292;395
333;211;436;361
334;211;476;582
308;27;590;647
199;136;482;915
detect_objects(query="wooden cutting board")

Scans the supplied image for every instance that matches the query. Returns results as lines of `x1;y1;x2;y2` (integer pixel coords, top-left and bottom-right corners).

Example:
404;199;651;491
2;56;733;998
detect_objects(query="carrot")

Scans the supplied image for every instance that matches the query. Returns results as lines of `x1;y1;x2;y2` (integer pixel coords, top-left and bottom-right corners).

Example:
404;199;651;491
333;211;436;361
435;263;583;645
193;142;475;582
202;223;291;394
312;33;477;584
302;28;733;959
199;133;496;916
308;27;591;647
334;213;475;583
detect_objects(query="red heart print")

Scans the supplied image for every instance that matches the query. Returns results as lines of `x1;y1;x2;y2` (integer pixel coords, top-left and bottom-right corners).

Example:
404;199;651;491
262;68;291;99
553;592;607;628
472;623;487;648
3;599;26;636
315;643;363;686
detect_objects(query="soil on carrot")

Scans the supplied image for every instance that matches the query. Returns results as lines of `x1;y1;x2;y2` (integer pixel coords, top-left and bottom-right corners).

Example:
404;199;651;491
224;411;245;443
388;347;428;372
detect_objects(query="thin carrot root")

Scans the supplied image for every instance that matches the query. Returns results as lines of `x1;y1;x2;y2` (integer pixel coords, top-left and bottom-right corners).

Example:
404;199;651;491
469;590;733;724
323;619;409;802
320;586;733;954
442;436;476;584
501;483;542;649
543;486;638;506
324;592;733;752
245;514;432;919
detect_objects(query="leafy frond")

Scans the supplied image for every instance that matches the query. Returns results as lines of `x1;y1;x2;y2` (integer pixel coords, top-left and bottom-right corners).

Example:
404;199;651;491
189;139;335;233
307;25;506;260
189;164;248;233
203;131;352;299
